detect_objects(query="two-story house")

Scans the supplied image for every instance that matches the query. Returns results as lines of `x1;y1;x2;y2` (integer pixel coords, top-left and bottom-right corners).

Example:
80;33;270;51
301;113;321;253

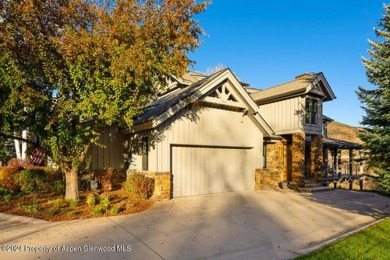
87;69;276;199
86;69;352;199
249;73;336;188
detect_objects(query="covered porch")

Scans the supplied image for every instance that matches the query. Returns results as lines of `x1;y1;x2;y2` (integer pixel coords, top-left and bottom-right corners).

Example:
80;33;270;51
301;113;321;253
323;137;363;178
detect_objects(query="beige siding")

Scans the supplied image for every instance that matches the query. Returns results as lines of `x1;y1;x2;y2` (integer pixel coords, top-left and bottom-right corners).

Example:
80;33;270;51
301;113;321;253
172;146;254;197
87;125;126;171
132;104;263;173
258;97;304;135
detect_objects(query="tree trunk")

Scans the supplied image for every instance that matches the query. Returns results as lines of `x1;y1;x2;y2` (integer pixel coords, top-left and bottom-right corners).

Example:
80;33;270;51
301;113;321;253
65;168;79;200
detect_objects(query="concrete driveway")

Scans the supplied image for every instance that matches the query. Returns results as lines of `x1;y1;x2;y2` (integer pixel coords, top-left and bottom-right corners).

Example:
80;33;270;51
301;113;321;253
1;189;389;260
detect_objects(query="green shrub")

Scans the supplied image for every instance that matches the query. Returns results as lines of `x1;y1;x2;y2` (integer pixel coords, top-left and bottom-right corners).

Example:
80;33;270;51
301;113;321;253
50;198;78;210
1;167;61;195
0;186;14;201
65;199;79;208
16;168;48;194
86;194;98;206
67;210;78;216
90;195;110;215
123;173;155;199
3;193;13;202
52;180;65;195
22;204;39;212
91;207;105;215
46;208;58;215
50;198;67;209
99;194;110;210
110;205;123;215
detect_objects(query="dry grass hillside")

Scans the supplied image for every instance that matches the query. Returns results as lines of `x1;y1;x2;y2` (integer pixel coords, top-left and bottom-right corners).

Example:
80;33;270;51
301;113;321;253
327;121;363;144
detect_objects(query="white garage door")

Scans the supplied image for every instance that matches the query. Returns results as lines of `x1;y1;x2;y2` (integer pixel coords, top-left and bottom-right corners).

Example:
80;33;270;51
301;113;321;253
172;146;254;197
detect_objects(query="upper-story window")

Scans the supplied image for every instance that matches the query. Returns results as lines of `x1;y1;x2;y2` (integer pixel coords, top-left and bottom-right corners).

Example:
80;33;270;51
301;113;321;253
305;98;318;125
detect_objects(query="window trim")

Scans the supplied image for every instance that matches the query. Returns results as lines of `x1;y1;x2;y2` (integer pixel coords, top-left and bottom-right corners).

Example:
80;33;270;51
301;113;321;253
263;143;268;169
141;136;148;171
305;98;319;126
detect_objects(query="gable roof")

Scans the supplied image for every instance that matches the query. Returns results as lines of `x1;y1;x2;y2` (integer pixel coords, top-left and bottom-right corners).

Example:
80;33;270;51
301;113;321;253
134;69;226;126
132;68;275;137
250;72;336;105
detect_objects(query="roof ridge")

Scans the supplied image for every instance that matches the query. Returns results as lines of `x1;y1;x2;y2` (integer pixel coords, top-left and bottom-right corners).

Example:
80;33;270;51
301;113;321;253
260;73;320;91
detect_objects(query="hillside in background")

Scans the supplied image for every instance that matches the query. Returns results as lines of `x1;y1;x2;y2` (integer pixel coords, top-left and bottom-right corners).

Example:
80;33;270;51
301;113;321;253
327;121;363;144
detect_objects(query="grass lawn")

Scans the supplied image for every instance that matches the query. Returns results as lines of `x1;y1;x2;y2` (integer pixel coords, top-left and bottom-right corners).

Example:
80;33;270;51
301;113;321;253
296;217;390;259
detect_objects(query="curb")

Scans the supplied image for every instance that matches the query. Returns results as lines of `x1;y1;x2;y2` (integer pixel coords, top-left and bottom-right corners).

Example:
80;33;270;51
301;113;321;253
296;216;389;255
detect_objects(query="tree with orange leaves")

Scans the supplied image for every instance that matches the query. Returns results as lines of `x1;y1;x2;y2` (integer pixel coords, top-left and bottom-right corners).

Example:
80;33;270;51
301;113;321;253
0;0;209;199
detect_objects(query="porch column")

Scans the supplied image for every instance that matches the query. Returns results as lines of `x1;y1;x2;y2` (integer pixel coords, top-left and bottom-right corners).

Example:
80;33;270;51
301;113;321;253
311;135;323;183
349;149;353;176
323;147;329;177
337;150;341;177
332;149;337;173
291;132;305;188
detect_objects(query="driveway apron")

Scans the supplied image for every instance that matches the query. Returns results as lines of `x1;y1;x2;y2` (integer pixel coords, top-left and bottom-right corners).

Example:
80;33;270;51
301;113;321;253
1;189;389;260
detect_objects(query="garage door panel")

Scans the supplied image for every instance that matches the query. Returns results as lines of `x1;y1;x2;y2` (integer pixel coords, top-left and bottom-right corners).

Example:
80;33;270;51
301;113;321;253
172;146;253;197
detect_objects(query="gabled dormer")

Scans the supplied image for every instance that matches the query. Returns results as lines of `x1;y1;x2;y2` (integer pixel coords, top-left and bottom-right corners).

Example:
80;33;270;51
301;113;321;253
250;72;336;135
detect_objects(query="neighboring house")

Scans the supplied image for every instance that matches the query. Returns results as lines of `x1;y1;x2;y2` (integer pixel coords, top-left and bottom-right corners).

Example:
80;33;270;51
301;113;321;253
87;69;360;199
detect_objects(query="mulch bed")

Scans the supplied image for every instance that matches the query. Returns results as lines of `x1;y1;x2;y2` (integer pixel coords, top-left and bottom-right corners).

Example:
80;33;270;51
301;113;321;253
0;189;154;222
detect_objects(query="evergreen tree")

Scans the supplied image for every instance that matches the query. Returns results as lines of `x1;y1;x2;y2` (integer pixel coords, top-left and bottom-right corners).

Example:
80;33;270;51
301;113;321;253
357;4;390;192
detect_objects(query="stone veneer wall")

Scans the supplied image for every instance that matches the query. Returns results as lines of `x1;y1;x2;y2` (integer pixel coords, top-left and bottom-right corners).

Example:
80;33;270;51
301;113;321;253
291;132;305;188
310;135;323;183
267;140;286;179
255;140;286;190
255;169;281;190
127;171;171;200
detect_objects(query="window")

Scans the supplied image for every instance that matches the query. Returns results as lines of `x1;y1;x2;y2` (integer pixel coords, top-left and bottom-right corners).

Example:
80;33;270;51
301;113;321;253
141;136;148;171
305;98;318;125
323;122;328;137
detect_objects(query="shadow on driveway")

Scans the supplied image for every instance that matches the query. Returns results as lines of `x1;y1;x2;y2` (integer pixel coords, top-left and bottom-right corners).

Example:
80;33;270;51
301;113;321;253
0;189;389;260
300;189;390;219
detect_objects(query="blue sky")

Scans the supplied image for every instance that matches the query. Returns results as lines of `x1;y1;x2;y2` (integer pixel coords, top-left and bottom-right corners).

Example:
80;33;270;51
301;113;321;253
189;1;386;127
